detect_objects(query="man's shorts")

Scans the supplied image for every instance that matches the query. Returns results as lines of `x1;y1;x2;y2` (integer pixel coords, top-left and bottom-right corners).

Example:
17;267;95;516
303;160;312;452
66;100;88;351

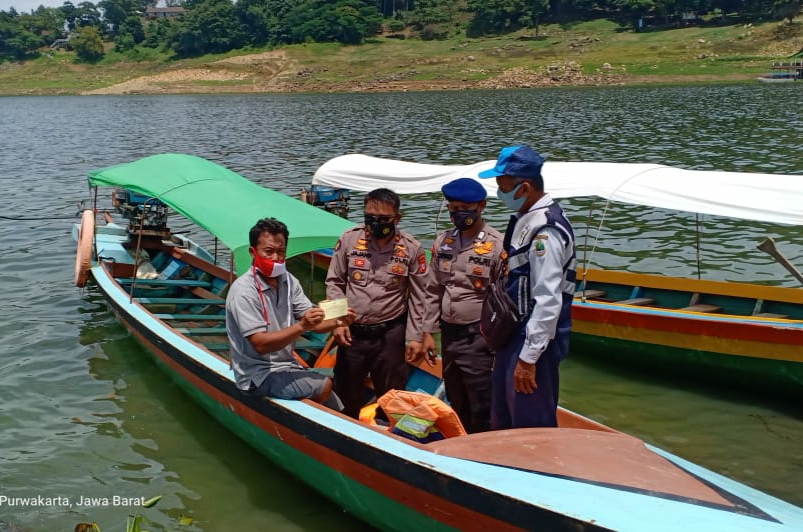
248;368;343;411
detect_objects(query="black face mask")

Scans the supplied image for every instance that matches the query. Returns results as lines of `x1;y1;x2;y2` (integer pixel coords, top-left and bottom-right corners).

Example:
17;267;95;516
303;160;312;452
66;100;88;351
450;209;479;231
364;214;395;239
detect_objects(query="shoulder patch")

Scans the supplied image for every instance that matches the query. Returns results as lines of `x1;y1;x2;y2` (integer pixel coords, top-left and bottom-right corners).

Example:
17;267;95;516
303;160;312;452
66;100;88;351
417;253;427;274
534;239;547;256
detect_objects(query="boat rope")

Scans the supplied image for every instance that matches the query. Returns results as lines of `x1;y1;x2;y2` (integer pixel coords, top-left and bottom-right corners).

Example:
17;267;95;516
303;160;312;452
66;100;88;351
579;199;610;301
696;213;703;280
0;214;80;220
434;198;446;237
579;165;672;299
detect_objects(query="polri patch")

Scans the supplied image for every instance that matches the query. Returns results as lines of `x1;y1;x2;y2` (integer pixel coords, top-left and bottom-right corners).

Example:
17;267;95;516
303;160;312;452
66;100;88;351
417;253;427;273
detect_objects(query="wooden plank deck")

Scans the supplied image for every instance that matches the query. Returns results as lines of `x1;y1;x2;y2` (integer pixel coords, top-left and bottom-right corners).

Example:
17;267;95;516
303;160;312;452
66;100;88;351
137;297;225;306
155;313;226;320
119;278;211;288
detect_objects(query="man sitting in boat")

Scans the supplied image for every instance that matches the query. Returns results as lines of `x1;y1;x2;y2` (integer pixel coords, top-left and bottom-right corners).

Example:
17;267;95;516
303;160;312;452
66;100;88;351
226;218;356;409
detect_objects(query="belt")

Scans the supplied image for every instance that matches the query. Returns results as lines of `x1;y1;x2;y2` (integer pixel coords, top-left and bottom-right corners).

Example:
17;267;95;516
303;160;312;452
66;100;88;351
350;314;407;338
440;320;481;336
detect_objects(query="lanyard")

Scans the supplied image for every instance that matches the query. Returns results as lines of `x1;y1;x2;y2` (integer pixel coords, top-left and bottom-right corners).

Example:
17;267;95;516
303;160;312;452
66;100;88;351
252;265;271;326
251;266;293;329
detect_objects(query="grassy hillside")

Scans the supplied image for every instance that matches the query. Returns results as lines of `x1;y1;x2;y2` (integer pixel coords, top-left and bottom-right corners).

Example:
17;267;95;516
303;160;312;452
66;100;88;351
1;19;801;95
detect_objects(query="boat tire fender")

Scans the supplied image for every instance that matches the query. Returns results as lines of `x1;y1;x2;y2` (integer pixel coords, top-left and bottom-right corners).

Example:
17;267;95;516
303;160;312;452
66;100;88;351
75;209;95;287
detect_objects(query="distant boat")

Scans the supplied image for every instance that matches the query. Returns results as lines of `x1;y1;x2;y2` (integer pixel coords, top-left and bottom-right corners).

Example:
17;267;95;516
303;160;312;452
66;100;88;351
74;154;803;531
756;60;802;83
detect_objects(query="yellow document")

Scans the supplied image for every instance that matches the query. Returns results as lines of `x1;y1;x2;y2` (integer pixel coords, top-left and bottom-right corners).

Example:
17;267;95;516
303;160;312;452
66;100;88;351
319;298;349;320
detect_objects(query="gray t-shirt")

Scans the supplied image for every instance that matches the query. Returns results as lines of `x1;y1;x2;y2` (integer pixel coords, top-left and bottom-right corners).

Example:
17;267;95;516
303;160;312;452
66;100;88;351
226;267;313;390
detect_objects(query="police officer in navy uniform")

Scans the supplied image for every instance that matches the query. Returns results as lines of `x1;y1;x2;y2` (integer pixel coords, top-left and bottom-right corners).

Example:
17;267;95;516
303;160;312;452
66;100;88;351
478;146;576;429
326;188;429;419
408;178;505;433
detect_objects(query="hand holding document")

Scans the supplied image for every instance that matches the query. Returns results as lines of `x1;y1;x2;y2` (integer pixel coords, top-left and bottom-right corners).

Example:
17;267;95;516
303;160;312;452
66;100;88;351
318;298;349;320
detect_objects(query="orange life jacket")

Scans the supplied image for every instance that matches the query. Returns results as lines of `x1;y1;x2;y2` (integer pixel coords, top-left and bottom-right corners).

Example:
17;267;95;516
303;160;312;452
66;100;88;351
377;389;467;441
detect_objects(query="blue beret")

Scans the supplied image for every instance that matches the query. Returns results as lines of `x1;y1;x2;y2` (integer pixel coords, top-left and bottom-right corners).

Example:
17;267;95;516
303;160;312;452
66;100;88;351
441;177;487;203
478;145;544;180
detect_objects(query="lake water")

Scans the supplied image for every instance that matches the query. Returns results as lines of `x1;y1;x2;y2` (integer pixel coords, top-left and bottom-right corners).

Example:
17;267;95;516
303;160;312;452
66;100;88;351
1;85;803;531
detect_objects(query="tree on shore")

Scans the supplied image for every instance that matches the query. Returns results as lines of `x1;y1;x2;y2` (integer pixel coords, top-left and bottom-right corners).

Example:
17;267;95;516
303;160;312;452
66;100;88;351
1;0;801;62
774;0;803;24
72;24;104;62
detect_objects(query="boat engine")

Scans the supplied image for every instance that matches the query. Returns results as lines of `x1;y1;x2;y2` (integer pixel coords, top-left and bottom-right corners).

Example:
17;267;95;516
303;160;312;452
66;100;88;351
112;188;172;241
301;185;350;219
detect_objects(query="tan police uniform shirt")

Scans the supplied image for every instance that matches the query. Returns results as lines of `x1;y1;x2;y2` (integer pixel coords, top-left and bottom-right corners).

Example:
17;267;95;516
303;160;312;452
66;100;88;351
422;221;506;331
325;226;428;342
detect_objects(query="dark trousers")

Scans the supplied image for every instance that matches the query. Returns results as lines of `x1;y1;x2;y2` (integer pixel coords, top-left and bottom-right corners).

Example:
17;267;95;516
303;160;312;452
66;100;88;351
334;319;409;419
491;326;562;429
441;322;493;434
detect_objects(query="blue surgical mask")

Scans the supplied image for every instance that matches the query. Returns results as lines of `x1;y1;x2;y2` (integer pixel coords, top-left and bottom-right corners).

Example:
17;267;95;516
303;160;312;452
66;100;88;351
497;183;526;212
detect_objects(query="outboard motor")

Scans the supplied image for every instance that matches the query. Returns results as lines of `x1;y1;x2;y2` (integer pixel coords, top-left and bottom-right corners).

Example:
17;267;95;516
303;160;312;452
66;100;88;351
112;188;171;242
301;185;350;219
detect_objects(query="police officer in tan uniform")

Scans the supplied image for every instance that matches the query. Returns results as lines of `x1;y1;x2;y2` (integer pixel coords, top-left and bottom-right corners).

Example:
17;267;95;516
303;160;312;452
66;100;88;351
408;178;505;433
326;188;429;419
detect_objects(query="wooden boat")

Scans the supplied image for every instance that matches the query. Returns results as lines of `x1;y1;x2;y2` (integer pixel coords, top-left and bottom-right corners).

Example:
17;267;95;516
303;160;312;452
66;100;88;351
756;60;803;83
74;154;803;530
310;154;803;398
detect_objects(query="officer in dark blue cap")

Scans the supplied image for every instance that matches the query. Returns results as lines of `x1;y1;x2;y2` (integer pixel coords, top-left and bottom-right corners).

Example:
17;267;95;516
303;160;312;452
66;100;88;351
478;145;576;430
406;176;506;433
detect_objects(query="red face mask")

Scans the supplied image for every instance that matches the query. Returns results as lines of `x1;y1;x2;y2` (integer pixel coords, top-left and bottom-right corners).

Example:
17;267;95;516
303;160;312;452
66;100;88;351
250;247;287;278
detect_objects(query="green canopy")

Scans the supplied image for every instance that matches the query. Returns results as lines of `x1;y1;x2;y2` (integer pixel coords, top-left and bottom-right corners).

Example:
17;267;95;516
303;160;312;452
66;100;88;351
88;153;354;275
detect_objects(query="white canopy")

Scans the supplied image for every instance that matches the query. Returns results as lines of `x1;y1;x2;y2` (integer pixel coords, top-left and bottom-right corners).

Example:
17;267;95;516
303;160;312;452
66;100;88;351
313;154;803;226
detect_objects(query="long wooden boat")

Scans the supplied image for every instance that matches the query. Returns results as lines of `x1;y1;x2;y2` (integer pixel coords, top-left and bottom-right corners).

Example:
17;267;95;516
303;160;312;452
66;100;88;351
310;154;803;398
756;60;803;83
74;154;803;530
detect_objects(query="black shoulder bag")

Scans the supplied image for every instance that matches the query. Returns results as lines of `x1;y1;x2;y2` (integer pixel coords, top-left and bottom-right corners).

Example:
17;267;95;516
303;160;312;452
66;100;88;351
480;269;522;352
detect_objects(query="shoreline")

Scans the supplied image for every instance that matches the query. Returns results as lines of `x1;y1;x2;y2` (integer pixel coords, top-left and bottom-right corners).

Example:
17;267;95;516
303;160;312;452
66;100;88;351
1;47;768;97
3;71;759;97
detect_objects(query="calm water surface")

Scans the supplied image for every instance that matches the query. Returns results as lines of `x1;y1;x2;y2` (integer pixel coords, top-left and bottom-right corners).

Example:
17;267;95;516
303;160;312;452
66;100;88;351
1;85;803;530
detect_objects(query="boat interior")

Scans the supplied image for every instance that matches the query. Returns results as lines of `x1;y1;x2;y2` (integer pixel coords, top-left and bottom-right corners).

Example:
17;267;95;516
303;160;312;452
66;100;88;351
575;267;803;320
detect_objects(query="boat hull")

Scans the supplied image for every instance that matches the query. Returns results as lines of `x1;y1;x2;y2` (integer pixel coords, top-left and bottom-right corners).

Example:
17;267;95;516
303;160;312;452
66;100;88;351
756;76;799;83
573;267;803;397
572;308;803;396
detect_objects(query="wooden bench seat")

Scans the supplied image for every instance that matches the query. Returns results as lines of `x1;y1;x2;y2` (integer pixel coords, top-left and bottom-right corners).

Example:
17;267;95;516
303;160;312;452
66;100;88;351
753;312;789;319
118;278;211;288
137;297;226;306
616;297;656;306
155;313;226;321
175;327;227;336
577;289;607;300
205;343;231;352
679;304;722;313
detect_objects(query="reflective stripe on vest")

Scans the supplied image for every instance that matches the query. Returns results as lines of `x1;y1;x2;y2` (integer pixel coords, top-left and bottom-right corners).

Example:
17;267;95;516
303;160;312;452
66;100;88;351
390;413;441;440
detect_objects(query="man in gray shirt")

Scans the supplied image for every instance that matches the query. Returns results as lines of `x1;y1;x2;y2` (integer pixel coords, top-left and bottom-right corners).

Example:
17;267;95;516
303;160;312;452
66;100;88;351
226;218;355;409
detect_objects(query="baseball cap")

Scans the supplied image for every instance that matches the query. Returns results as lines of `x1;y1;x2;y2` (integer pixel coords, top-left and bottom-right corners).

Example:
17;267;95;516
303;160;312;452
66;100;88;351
478;145;545;180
